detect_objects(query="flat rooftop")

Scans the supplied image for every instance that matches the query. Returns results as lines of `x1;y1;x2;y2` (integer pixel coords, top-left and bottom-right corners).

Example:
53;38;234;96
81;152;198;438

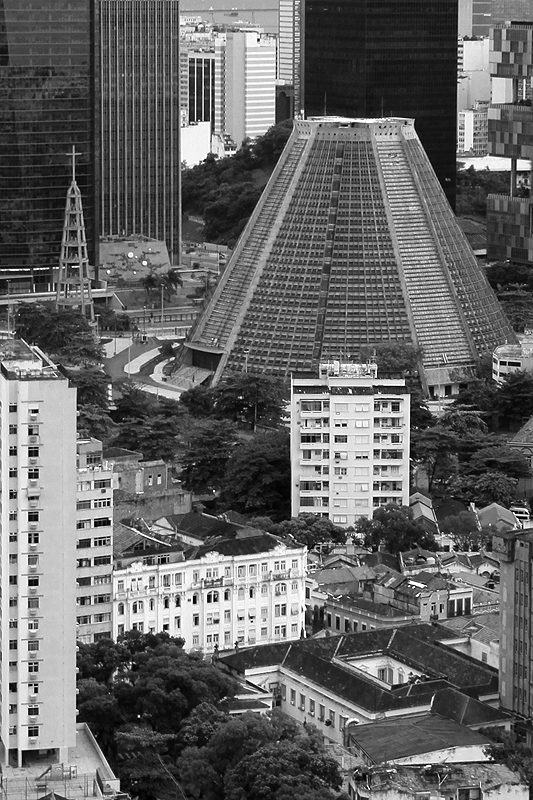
1;723;121;800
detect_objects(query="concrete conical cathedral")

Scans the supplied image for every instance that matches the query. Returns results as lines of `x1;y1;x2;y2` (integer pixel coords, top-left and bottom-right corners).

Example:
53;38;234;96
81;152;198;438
182;117;515;393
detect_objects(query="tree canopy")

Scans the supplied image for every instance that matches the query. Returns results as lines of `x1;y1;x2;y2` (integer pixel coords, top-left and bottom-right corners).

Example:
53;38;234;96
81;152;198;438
77;633;344;800
354;504;437;554
177;711;343;800
14;303;103;365
182;120;294;245
221;431;291;520
180;419;239;493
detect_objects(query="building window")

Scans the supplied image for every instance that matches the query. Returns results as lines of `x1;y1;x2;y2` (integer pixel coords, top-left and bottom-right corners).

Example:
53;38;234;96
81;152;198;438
290;689;296;705
28;662;39;674
28;725;39;737
193;614;199;626
299;693;305;711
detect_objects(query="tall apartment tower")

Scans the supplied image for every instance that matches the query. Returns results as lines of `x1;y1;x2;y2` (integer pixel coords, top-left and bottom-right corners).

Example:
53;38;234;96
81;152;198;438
0;341;77;766
487;22;533;265
302;0;459;207
291;363;410;527
181;117;514;396
0;0;98;292
493;530;533;719
99;0;181;264
76;437;114;644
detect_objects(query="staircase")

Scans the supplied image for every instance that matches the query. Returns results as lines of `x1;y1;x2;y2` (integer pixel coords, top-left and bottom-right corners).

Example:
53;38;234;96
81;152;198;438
198;139;307;347
377;142;472;366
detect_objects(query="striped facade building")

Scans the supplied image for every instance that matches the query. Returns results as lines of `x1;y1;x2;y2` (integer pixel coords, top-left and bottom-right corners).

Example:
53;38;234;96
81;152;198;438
99;0;181;263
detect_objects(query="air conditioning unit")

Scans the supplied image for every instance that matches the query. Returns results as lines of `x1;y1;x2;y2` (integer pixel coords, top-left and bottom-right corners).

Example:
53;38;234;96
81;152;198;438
29;565;37;572
29;500;38;508
28;629;38;637
29;523;37;530
28;715;38;722
29;436;37;444
29;458;38;465
29;543;37;551
29;587;37;595
28;737;38;744
28;609;38;617
29;479;38;487
29;693;38;701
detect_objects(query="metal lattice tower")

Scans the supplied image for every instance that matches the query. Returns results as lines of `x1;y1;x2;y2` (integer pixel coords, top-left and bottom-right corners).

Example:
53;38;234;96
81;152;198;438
55;146;94;320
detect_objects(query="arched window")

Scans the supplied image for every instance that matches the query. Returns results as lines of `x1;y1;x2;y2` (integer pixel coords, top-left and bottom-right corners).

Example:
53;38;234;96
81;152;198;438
192;593;199;605
163;597;170;609
224;589;230;601
149;599;155;611
118;603;124;616
175;595;181;607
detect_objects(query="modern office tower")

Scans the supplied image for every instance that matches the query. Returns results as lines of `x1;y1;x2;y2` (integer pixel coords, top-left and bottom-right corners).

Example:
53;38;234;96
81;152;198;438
76;437;113;644
278;0;301;115
302;0;459;206
0;0;98;292
487;22;533;265
291;363;410;527
181;117;514;397
99;0;181;264
113;528;307;653
214;36;227;136
0;340;77;766
223;32;276;145
493;530;533;718
188;50;216;129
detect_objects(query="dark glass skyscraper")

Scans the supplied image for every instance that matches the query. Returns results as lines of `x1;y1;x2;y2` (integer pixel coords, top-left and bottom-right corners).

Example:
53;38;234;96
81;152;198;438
0;0;98;289
99;0;181;264
302;0;458;207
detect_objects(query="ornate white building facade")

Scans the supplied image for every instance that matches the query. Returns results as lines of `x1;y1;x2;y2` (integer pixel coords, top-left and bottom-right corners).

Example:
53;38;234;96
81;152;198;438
113;530;307;653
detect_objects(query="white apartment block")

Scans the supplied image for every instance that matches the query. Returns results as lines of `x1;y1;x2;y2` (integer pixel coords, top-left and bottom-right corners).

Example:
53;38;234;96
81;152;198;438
458;104;489;155
0;341;77;766
113;531;307;653
223;32;276;145
291;362;410;527
76;438;113;644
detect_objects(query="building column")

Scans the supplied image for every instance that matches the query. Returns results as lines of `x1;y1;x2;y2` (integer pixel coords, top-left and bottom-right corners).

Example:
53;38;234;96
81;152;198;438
511;157;517;197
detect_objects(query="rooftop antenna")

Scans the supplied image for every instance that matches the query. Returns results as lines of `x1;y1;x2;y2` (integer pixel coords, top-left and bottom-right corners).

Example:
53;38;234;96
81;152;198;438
55;145;94;321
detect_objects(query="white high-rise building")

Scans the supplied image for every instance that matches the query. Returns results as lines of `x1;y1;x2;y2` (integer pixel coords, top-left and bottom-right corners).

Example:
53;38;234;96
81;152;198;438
291;363;410;527
76;437;114;644
0;341;77;766
224;32;276;145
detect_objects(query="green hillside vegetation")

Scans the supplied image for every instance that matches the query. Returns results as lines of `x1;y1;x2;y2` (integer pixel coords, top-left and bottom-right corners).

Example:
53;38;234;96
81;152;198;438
181;120;293;245
456;165;512;216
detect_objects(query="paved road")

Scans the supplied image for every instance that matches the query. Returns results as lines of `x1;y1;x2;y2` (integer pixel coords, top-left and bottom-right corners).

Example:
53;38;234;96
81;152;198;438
102;336;183;398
